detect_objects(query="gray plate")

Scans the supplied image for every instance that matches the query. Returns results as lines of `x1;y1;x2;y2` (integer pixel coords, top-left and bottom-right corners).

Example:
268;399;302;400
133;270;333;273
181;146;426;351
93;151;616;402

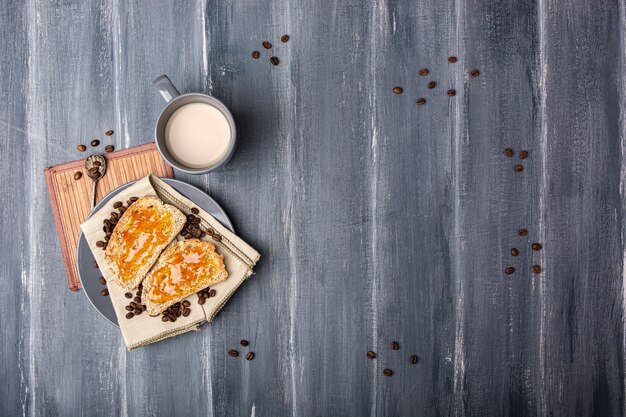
76;178;234;327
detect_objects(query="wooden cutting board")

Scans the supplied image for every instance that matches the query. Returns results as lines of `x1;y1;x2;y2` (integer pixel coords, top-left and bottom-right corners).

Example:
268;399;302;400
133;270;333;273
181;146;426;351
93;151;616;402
44;143;174;291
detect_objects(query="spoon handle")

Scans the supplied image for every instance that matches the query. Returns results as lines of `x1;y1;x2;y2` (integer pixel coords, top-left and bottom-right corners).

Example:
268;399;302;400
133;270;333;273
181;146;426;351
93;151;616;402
91;179;97;209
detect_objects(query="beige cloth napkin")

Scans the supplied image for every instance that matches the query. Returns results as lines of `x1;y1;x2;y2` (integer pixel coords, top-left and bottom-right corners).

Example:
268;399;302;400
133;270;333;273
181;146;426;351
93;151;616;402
80;175;260;349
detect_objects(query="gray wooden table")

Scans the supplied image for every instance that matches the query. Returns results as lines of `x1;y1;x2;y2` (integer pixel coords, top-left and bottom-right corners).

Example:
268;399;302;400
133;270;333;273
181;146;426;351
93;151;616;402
2;1;624;416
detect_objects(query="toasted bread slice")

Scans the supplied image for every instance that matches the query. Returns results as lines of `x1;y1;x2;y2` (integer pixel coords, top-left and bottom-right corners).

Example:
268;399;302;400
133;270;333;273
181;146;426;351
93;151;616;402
142;239;228;316
104;196;186;290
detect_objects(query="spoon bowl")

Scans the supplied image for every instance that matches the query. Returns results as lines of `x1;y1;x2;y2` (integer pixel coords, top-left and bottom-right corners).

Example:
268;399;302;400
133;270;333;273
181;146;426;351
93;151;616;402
85;154;107;208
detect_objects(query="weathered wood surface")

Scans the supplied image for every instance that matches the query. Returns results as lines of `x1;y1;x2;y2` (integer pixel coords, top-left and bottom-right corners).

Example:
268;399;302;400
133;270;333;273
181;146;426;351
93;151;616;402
1;0;624;416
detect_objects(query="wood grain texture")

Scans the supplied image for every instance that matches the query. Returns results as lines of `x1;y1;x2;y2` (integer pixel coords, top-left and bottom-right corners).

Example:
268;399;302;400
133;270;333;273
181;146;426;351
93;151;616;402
1;0;624;416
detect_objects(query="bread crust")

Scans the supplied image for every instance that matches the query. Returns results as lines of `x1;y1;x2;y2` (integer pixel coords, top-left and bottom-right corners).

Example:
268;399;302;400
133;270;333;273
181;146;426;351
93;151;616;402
104;196;186;290
142;239;228;316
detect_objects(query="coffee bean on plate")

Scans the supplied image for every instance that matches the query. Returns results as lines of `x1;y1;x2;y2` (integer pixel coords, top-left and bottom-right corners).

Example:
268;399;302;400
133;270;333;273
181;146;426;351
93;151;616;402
448;56;458;63
367;351;376;359
96;241;105;248
126;312;134;319
531;243;542;251
93;260;98;268
240;339;249;347
391;341;400;350
73;171;82;180
447;89;456;96
270;56;280;66
532;265;542;274
90;139;100;147
104;145;114;153
105;130;114;136
504;266;515;275
504;148;514;157
392;86;403;94
251;51;260;59
427;81;437;89
281;34;290;43
98;276;106;285
228;350;239;357
419;68;429;76
519;150;529;159
410;355;419;364
262;41;272;49
518;228;527;236
93;161;101;167
514;164;523;172
511;248;519;256
101;288;109;296
191;207;199;214
246;352;255;361
471;69;480;77
415;98;426;105
77;144;87;152
383;369;393;376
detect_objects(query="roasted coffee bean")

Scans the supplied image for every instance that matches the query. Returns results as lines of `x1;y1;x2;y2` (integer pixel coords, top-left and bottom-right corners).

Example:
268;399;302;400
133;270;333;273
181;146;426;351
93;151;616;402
118;207;126;213
447;89;456;97
99;276;106;285
392;86;403;94
383;369;393;377
89;167;99;175
471;69;480;77
182;308;191;317
77;144;87;152
182;300;190;307
415;98;426;105
93;161;101;167
74;171;82;180
125;292;132;299
134;309;142;315
191;207;199;214
367;351;376;359
110;212;118;219
193;229;202;238
531;243;542;251
126;312;134;319
532;265;542;274
240;339;249;347
504;266;515;275
207;228;214;235
518;228;527;236
101;288;109;296
514;164;523;172
130;302;137;309
130;196;138;202
281;34;290;43
251;50;260;59
104;145;114;153
105;130;114;136
184;235;193;240
504;148;514;157
519;150;529;159
246;352;255;361
209;289;216;297
134;296;141;303
212;234;222;242
262;41;272;49
427;81;437;89
90;139;100;147
410;355;418;364
162;315;169;322
93;260;98;268
448;56;458;63
125;305;133;311
142;304;146;311
187;213;196;220
104;235;110;242
270;56;280;66
199;231;206;238
228;350;239;357
175;309;182;317
391;341;400;350
193;217;201;224
511;248;519;257
96;240;105;248
198;297;206;305
419;68;429;76
113;201;123;208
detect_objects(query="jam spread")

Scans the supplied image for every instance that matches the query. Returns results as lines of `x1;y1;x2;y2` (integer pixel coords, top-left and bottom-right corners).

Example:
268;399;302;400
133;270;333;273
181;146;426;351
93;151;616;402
113;204;174;283
146;244;221;303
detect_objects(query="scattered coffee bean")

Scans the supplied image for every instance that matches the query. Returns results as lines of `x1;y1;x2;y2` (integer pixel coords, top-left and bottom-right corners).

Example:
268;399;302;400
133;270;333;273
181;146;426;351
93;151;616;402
505;266;515;275
262;41;272;49
511;248;519;256
367;351;376;359
532;265;542;274
129;196;138;202
101;288;109;296
73;171;82;180
125;305;133;311
90;139;100;147
447;89;456;96
126;312;134;319
207;228;214;235
392;86;403;94
209;289;216;297
470;69;480;77
113;201;123;208
410;355;418;364
240;339;249;346
182;308;191;317
448;56;458;63
105;130;114;136
252;50;260;59
246;352;255;361
191;207;199;214
182;300;190;307
104;145;114;153
96;240;105;248
519;150;529;159
228;350;239;357
133;296;141;303
88;167;99;175
531;243;542;251
415;98;426;105
280;34;290;43
93;260;98;268
383;369;393;377
98;276;106;285
391;341;400;350
419;68;429;76
427;81;437;89
212;234;222;242
518;228;527;236
270;56;280;66
93;161;101;167
175;309;181;317
77;144;87;152
161;315;169;322
134;309;142;315
504;148;514;157
514;164;523;172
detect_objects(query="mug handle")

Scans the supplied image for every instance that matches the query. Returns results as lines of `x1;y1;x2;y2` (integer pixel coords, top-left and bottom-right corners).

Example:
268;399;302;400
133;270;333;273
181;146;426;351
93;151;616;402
153;75;180;103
